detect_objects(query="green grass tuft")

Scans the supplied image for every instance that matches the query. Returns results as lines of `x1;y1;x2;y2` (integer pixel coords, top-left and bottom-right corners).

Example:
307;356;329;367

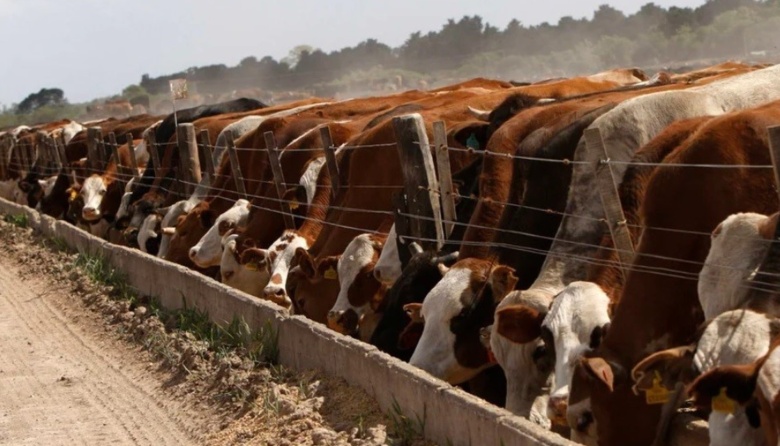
3;213;28;228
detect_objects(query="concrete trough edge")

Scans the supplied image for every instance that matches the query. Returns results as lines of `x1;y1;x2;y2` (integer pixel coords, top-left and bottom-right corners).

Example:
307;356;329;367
0;198;707;446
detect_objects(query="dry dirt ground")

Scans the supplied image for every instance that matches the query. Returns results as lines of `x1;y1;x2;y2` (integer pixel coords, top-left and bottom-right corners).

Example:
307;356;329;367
0;217;432;446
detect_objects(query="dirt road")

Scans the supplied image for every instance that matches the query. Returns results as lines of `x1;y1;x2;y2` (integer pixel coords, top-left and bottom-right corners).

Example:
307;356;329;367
0;256;202;445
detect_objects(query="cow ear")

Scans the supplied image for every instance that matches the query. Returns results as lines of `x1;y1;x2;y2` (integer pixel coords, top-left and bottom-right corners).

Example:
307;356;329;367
199;209;215;228
317;256;340;281
495;304;545;344
451;122;489;151
688;362;761;409
240;248;268;269
581;356;618;392
403;303;423;323
282;185;307;212
631;344;695;394
295;248;316;279
488;265;518;303
758;212;779;240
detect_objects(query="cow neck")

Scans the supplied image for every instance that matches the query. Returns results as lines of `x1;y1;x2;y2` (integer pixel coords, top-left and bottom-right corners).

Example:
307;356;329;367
588;116;711;307
603;107;780;365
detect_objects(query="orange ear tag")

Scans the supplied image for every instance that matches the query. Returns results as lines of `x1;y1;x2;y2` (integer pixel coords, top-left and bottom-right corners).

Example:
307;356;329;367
324;267;338;280
289;200;299;210
645;371;670;405
712;387;736;414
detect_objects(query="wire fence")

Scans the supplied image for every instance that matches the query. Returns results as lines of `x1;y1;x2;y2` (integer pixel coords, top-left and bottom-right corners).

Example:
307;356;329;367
2;115;779;294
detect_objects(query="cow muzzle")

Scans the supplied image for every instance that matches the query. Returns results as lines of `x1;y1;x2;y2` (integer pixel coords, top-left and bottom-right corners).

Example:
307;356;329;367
82;206;100;221
547;393;569;427
327;309;359;335
263;286;292;309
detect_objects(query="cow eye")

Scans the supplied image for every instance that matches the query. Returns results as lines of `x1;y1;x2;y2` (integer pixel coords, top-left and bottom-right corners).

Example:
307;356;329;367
99;189;106;195
532;345;547;361
576;411;594;432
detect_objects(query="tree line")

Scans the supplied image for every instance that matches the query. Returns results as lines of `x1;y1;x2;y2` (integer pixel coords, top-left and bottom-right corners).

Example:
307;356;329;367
137;0;780;98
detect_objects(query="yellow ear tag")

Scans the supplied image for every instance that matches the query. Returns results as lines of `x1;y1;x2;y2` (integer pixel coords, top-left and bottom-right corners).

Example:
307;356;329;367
245;262;259;271
645;371;670;405
69;190;78;201
289;200;299;210
324;267;337;280
712;387;736;414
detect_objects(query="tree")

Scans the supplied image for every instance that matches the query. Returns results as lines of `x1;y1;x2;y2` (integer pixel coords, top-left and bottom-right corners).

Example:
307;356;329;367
121;84;147;99
282;45;317;69
17;88;65;115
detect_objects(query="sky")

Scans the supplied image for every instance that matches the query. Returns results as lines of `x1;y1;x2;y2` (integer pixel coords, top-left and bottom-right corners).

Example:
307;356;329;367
0;0;708;106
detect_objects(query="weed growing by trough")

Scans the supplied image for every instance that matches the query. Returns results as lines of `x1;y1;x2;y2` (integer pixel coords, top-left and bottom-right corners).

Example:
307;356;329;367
0;216;431;445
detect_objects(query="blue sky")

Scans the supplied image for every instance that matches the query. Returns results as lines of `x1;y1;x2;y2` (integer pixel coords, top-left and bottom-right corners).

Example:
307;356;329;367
0;0;706;105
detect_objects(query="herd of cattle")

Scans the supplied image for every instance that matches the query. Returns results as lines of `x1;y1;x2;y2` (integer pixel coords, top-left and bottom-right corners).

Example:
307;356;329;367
4;61;780;445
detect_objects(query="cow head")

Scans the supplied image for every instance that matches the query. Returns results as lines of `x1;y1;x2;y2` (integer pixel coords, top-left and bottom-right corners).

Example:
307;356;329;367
80;175;108;221
538;281;611;427
220;233;270;297
489;287;555;424
368;243;460;360
689;342;780;446
633;309;780;446
164;201;215;266
327;233;386;336
288;248;341;322
138;213;162;255
189;199;250;268
698;212;777;320
409;258;517;385
259;232;311;308
373;224;403;285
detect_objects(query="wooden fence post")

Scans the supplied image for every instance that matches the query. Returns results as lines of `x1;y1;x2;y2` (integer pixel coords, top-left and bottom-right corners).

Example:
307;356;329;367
392;114;444;250
392;191;412;265
18;139;29;173
107;132;120;165
743;125;780;299
177;123;201;195
0;136;8;176
56;135;67;171
198;129;215;180
51;136;63;172
147;128;161;180
125;134;140;181
433;121;457;238
225;131;248;199
86;127;102;174
264;131;296;230
96;129;107;171
584;127;634;275
319;126;341;199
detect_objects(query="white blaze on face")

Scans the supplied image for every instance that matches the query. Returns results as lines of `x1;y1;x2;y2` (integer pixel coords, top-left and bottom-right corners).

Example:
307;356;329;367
298;157;325;205
220;235;270;297
699;213;770;320
157;199;200;259
138;214;161;254
115;177;136;221
374;224;402;285
263;232;310;303
80;175;106;221
695;310;775;446
544;282;611;402
330;234;378;317
491;288;554;418
189;199;250;268
409;267;476;384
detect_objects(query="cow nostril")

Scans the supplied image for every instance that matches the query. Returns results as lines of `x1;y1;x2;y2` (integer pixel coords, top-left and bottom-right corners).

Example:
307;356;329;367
189;248;197;259
373;269;382;281
223;271;234;281
327;310;339;321
273;288;285;297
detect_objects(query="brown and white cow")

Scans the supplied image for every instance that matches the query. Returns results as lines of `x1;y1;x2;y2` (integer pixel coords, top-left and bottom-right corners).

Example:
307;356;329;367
689;335;780;446
568;98;780;446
